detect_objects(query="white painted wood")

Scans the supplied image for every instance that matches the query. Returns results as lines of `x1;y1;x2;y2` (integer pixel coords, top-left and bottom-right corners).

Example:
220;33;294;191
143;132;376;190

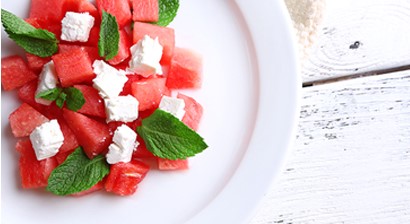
302;0;410;83
251;71;410;223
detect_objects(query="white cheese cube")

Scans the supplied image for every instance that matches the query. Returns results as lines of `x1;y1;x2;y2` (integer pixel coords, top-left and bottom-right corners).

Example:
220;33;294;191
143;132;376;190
106;124;138;164
61;12;95;42
159;96;186;120
29;119;64;161
92;60;128;99
104;95;139;122
128;35;163;77
35;61;59;105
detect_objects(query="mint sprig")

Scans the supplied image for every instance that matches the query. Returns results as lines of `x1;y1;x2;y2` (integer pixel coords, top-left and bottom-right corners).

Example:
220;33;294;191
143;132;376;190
1;9;58;57
47;147;110;196
36;87;85;111
137;109;208;160
98;10;119;60
153;0;179;27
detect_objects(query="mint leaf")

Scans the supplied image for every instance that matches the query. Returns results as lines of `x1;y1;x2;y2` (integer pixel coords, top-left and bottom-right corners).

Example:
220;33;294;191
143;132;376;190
56;92;67;109
98;10;119;60
47;147;109;196
64;87;85;111
35;87;85;111
137;109;208;160
1;9;58;57
35;87;62;101
153;0;179;26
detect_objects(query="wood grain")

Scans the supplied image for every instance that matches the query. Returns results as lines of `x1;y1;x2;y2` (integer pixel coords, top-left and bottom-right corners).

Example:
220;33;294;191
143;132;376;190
302;0;410;84
251;70;410;223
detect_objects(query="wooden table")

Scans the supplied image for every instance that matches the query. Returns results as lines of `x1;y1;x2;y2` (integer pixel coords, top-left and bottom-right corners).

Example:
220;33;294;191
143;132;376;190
251;1;410;223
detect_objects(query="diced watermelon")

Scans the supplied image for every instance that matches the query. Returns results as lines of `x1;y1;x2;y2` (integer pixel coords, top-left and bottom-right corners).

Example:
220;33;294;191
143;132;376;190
74;85;106;118
63;0;100;20
62;108;112;159
108;30;132;65
71;180;104;196
133;22;175;64
166;47;203;89
132;137;154;158
52;48;95;87
9;103;49;137
55;149;74;165
17;139;58;188
84;26;101;47
131;77;170;111
121;74;141;96
26;17;62;39
18;80;45;112
29;0;67;21
40;103;64;120
25;53;51;73
105;160;149;196
96;0;132;28
58;44;101;62
1;56;37;91
157;158;189;170
177;93;203;131
132;0;159;22
58;119;80;153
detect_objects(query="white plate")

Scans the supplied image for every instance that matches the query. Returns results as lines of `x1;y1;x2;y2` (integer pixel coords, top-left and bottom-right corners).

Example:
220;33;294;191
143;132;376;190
1;0;299;223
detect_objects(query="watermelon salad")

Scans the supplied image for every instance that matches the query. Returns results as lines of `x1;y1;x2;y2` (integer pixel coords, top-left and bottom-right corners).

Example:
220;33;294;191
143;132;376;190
1;0;208;196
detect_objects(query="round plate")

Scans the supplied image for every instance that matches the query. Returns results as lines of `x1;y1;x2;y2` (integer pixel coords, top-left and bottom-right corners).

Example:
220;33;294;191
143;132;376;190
1;0;299;223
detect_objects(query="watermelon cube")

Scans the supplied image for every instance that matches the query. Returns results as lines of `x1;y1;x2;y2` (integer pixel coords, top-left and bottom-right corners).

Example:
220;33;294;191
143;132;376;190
166;47;203;89
105;160;149;196
52;48;95;87
58;118;80;153
74;85;106;118
96;0;132;28
58;44;101;62
62;108;112;159
26;17;62;39
132;0;159;22
131;77;170;111
108;30;132;65
29;0;67;21
25;53;51;73
63;0;100;20
9;103;49;137
1;55;37;91
18;80;45;112
17;139;58;189
133;22;175;64
55;149;74;165
177;93;203;131
157;158;189;170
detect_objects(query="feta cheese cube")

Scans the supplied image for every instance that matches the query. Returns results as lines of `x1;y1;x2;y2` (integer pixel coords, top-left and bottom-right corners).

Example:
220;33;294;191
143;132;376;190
159;96;186;120
29;119;64;160
128;35;163;77
61;12;95;42
104;95;139;122
35;61;59;105
92;60;128;99
106;124;138;164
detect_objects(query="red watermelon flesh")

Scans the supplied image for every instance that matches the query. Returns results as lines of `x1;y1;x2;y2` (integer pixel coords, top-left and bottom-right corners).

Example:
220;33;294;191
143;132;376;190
18;80;45;112
121;75;141;96
9;103;49;137
108;29;132;65
71;180;104;196
177;93;203;131
131;77;170;111
25;53;51;73
26;17;62;39
96;0;132;28
63;0;100;20
17;139;58;188
1;55;38;91
105;160;149;196
55;149;74;165
74;85;106;118
52;48;95;87
166;47;203;89
62;108;112;159
58;118;80;153
133;22;175;64
58;44;101;62
157;158;189;170
29;0;67;21
132;0;159;22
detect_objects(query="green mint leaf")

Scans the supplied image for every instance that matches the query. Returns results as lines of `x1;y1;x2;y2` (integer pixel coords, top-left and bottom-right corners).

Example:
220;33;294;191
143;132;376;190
137;109;208;160
35;87;62;101
1;9;58;57
64;87;85;112
98;10;119;60
47;147;110;196
153;0;179;27
56;92;67;109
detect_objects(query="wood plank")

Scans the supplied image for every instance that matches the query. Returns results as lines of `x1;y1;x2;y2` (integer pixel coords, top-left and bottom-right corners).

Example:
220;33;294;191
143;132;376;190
302;0;410;84
251;71;410;223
